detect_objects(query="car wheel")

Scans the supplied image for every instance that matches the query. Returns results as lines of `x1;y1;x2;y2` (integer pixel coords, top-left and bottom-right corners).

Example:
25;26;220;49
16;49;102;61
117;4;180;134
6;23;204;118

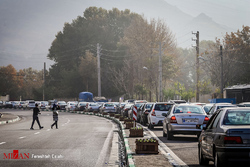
198;145;209;165
163;129;167;137
148;123;154;129
166;127;173;140
214;150;223;167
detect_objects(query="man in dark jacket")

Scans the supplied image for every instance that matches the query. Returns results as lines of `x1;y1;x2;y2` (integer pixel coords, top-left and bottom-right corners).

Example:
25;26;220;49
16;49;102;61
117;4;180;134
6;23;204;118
30;103;43;130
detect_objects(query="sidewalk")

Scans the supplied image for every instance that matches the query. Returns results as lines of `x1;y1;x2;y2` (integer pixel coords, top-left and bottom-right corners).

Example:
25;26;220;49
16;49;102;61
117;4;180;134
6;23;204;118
0;112;20;125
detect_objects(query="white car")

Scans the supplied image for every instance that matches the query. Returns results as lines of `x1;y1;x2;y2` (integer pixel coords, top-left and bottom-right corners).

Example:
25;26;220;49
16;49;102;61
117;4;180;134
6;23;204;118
66;102;77;111
86;102;100;112
99;103;117;113
147;102;174;129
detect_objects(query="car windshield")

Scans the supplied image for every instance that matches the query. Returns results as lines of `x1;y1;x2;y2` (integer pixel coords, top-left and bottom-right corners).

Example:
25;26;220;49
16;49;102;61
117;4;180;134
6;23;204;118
223;110;250;125
217;105;235;109
145;104;153;109
154;104;172;111
174;106;204;114
58;102;66;105
90;103;98;106
135;103;144;108
80;103;86;106
203;106;212;113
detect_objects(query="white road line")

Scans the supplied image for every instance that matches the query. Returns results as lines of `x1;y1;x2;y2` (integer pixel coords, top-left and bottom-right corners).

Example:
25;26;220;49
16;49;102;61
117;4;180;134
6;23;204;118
19;136;26;139
34;132;40;135
0;142;6;145
46;129;50;131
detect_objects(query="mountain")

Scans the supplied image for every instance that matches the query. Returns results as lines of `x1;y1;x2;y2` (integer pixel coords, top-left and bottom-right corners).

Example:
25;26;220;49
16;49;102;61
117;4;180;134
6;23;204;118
0;0;237;70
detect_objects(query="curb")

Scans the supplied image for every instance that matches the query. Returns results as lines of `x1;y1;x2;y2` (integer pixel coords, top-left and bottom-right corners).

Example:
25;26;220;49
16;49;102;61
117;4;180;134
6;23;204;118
0;115;20;125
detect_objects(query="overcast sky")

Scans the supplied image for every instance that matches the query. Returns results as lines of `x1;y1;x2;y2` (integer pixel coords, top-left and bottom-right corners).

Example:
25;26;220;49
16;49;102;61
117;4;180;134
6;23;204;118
0;0;249;71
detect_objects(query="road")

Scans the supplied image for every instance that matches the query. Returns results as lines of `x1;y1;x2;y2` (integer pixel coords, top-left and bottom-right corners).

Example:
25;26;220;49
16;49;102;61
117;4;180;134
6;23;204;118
0;109;114;167
150;126;214;167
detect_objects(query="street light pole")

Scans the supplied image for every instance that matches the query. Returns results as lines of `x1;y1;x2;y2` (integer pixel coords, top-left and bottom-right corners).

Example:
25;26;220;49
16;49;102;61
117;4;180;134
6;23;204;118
220;45;223;98
159;42;163;102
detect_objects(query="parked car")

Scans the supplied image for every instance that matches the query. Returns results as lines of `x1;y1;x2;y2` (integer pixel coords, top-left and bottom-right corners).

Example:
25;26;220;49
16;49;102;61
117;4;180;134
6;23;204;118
66;102;77;111
162;104;209;140
139;102;154;125
0;101;3;108
148;102;173;129
39;101;48;109
198;107;250;166
3;101;13;108
207;103;237;117
86;102;100;112
23;100;36;110
19;101;26;109
99;102;117;114
76;102;87;111
56;101;67;110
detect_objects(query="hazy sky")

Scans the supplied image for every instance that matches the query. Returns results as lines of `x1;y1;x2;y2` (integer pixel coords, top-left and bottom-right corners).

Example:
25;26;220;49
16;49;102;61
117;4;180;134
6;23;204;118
0;0;249;71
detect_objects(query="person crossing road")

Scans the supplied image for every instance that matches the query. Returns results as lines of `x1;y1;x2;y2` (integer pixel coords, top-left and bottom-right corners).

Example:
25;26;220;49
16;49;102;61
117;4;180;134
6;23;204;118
30;103;43;130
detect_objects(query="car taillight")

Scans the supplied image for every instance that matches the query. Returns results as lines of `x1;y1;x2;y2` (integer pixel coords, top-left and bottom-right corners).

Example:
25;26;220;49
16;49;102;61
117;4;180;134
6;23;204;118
224;136;243;144
103;107;106;109
170;116;177;123
151;109;156;116
203;116;209;124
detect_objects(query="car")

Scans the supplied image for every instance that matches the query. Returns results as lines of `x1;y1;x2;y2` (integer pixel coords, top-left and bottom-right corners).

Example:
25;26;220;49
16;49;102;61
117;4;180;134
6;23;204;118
121;103;134;117
86;102;100;112
76;102;87;111
116;102;126;114
56;101;67;110
207;103;237;117
162;104;209;140
19;101;26;109
0;101;3;108
168;100;187;104
23;100;36;110
198;107;250;166
99;102;117;114
139;102;154;125
3;101;13;108
133;100;147;122
237;102;250;107
148;102;174;129
66;102;77;111
202;103;214;114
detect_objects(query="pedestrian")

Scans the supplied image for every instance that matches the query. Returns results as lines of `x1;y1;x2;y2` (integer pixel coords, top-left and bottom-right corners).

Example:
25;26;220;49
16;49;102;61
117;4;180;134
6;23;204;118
30;103;43;130
51;104;59;129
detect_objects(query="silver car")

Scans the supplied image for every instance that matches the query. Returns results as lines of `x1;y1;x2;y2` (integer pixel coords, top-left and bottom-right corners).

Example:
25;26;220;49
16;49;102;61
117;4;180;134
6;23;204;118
99;103;117;113
163;104;209;140
198;107;250;166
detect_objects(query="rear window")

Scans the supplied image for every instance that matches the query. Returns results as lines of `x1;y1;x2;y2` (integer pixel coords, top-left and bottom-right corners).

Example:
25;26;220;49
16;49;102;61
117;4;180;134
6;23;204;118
217;105;235;109
105;104;114;107
154;104;172;111
223;110;250;125
174;106;204;114
90;103;98;106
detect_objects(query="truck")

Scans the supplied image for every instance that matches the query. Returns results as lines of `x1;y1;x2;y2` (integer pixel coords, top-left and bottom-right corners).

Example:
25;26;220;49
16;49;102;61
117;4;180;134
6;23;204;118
79;92;94;102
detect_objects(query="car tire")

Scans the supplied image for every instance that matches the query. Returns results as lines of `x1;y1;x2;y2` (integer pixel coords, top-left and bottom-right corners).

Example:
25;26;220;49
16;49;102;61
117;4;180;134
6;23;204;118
148;123;154;129
214;150;223;167
198;145;209;165
163;129;167;137
166;127;173;140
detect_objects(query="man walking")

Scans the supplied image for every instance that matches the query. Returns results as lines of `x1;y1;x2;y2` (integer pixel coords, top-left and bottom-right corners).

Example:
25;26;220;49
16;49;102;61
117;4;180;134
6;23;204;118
30;103;43;130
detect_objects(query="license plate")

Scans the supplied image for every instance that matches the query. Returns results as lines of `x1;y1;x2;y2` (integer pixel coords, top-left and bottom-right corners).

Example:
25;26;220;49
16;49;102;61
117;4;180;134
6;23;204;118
183;118;198;123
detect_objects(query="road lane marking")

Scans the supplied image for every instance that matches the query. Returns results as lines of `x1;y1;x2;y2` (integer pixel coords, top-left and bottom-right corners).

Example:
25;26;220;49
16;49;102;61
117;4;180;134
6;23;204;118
34;132;40;135
19;136;26;139
46;129;50;131
0;142;6;145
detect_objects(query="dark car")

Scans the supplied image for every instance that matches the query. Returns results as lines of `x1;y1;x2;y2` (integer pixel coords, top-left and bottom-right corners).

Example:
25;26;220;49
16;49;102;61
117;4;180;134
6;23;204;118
3;101;13;108
198;107;250;166
139;103;154;126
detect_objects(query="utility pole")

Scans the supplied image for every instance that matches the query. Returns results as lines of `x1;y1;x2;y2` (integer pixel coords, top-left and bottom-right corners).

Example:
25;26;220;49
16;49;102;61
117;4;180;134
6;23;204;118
159;42;163;102
220;45;223;98
97;43;101;97
43;62;46;101
192;31;199;102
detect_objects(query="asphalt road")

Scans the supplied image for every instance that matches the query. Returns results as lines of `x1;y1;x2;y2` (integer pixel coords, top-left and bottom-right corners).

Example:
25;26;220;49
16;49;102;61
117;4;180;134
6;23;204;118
150;126;214;167
0;109;113;167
